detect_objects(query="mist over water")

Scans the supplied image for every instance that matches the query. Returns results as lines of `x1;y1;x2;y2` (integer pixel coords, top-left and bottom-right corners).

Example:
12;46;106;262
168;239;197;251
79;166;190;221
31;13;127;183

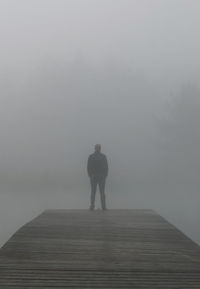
0;0;200;247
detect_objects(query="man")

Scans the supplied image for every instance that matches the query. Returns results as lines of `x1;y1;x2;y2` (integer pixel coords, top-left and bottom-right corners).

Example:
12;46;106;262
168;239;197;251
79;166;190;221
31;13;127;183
87;144;108;211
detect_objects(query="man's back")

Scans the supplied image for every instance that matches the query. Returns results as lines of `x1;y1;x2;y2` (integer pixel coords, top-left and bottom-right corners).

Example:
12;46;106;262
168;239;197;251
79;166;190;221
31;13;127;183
87;152;108;177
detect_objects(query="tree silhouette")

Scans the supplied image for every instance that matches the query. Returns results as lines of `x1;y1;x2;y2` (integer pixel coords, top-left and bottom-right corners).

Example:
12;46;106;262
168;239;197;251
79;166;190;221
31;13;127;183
158;84;200;192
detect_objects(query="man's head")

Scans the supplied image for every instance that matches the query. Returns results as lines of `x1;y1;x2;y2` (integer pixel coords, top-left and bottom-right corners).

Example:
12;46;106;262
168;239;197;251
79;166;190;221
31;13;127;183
94;144;101;153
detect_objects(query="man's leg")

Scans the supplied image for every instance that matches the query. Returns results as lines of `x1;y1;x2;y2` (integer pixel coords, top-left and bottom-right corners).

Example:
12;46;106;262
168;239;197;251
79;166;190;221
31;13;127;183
99;177;106;210
90;176;97;210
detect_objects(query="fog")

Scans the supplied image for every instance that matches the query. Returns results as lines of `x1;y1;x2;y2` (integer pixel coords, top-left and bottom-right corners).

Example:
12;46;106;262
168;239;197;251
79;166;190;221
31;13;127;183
0;0;200;247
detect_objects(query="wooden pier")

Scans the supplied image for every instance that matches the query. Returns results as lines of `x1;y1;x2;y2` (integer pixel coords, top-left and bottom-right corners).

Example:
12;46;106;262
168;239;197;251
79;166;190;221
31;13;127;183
0;209;200;288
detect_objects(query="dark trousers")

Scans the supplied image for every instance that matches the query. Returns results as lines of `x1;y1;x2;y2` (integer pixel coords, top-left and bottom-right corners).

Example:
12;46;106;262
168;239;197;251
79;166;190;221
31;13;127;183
90;175;106;210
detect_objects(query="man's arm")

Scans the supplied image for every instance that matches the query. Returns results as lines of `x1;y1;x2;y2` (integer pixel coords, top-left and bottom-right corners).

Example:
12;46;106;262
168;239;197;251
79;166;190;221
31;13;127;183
104;155;108;177
87;155;92;177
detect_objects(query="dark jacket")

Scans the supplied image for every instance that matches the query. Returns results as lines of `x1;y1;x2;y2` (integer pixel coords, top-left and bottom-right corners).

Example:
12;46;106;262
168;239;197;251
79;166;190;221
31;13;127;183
87;152;108;177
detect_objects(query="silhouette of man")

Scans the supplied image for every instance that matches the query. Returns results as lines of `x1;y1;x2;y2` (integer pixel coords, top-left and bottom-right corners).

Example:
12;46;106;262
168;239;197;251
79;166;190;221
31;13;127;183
87;144;108;210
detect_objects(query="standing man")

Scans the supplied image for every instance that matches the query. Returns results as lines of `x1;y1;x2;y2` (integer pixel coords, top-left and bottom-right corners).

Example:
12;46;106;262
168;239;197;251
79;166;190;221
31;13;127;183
87;144;108;211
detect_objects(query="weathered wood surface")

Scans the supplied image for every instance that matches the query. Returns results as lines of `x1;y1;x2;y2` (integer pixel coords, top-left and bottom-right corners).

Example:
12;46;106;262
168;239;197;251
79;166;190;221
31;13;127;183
0;209;200;288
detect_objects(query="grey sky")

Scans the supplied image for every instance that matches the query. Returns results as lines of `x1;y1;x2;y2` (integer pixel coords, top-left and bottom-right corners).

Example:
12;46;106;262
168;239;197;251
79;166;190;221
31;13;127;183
1;1;200;81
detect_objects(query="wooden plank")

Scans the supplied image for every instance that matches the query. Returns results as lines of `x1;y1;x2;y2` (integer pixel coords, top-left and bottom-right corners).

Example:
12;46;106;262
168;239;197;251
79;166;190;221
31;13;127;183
0;209;200;288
